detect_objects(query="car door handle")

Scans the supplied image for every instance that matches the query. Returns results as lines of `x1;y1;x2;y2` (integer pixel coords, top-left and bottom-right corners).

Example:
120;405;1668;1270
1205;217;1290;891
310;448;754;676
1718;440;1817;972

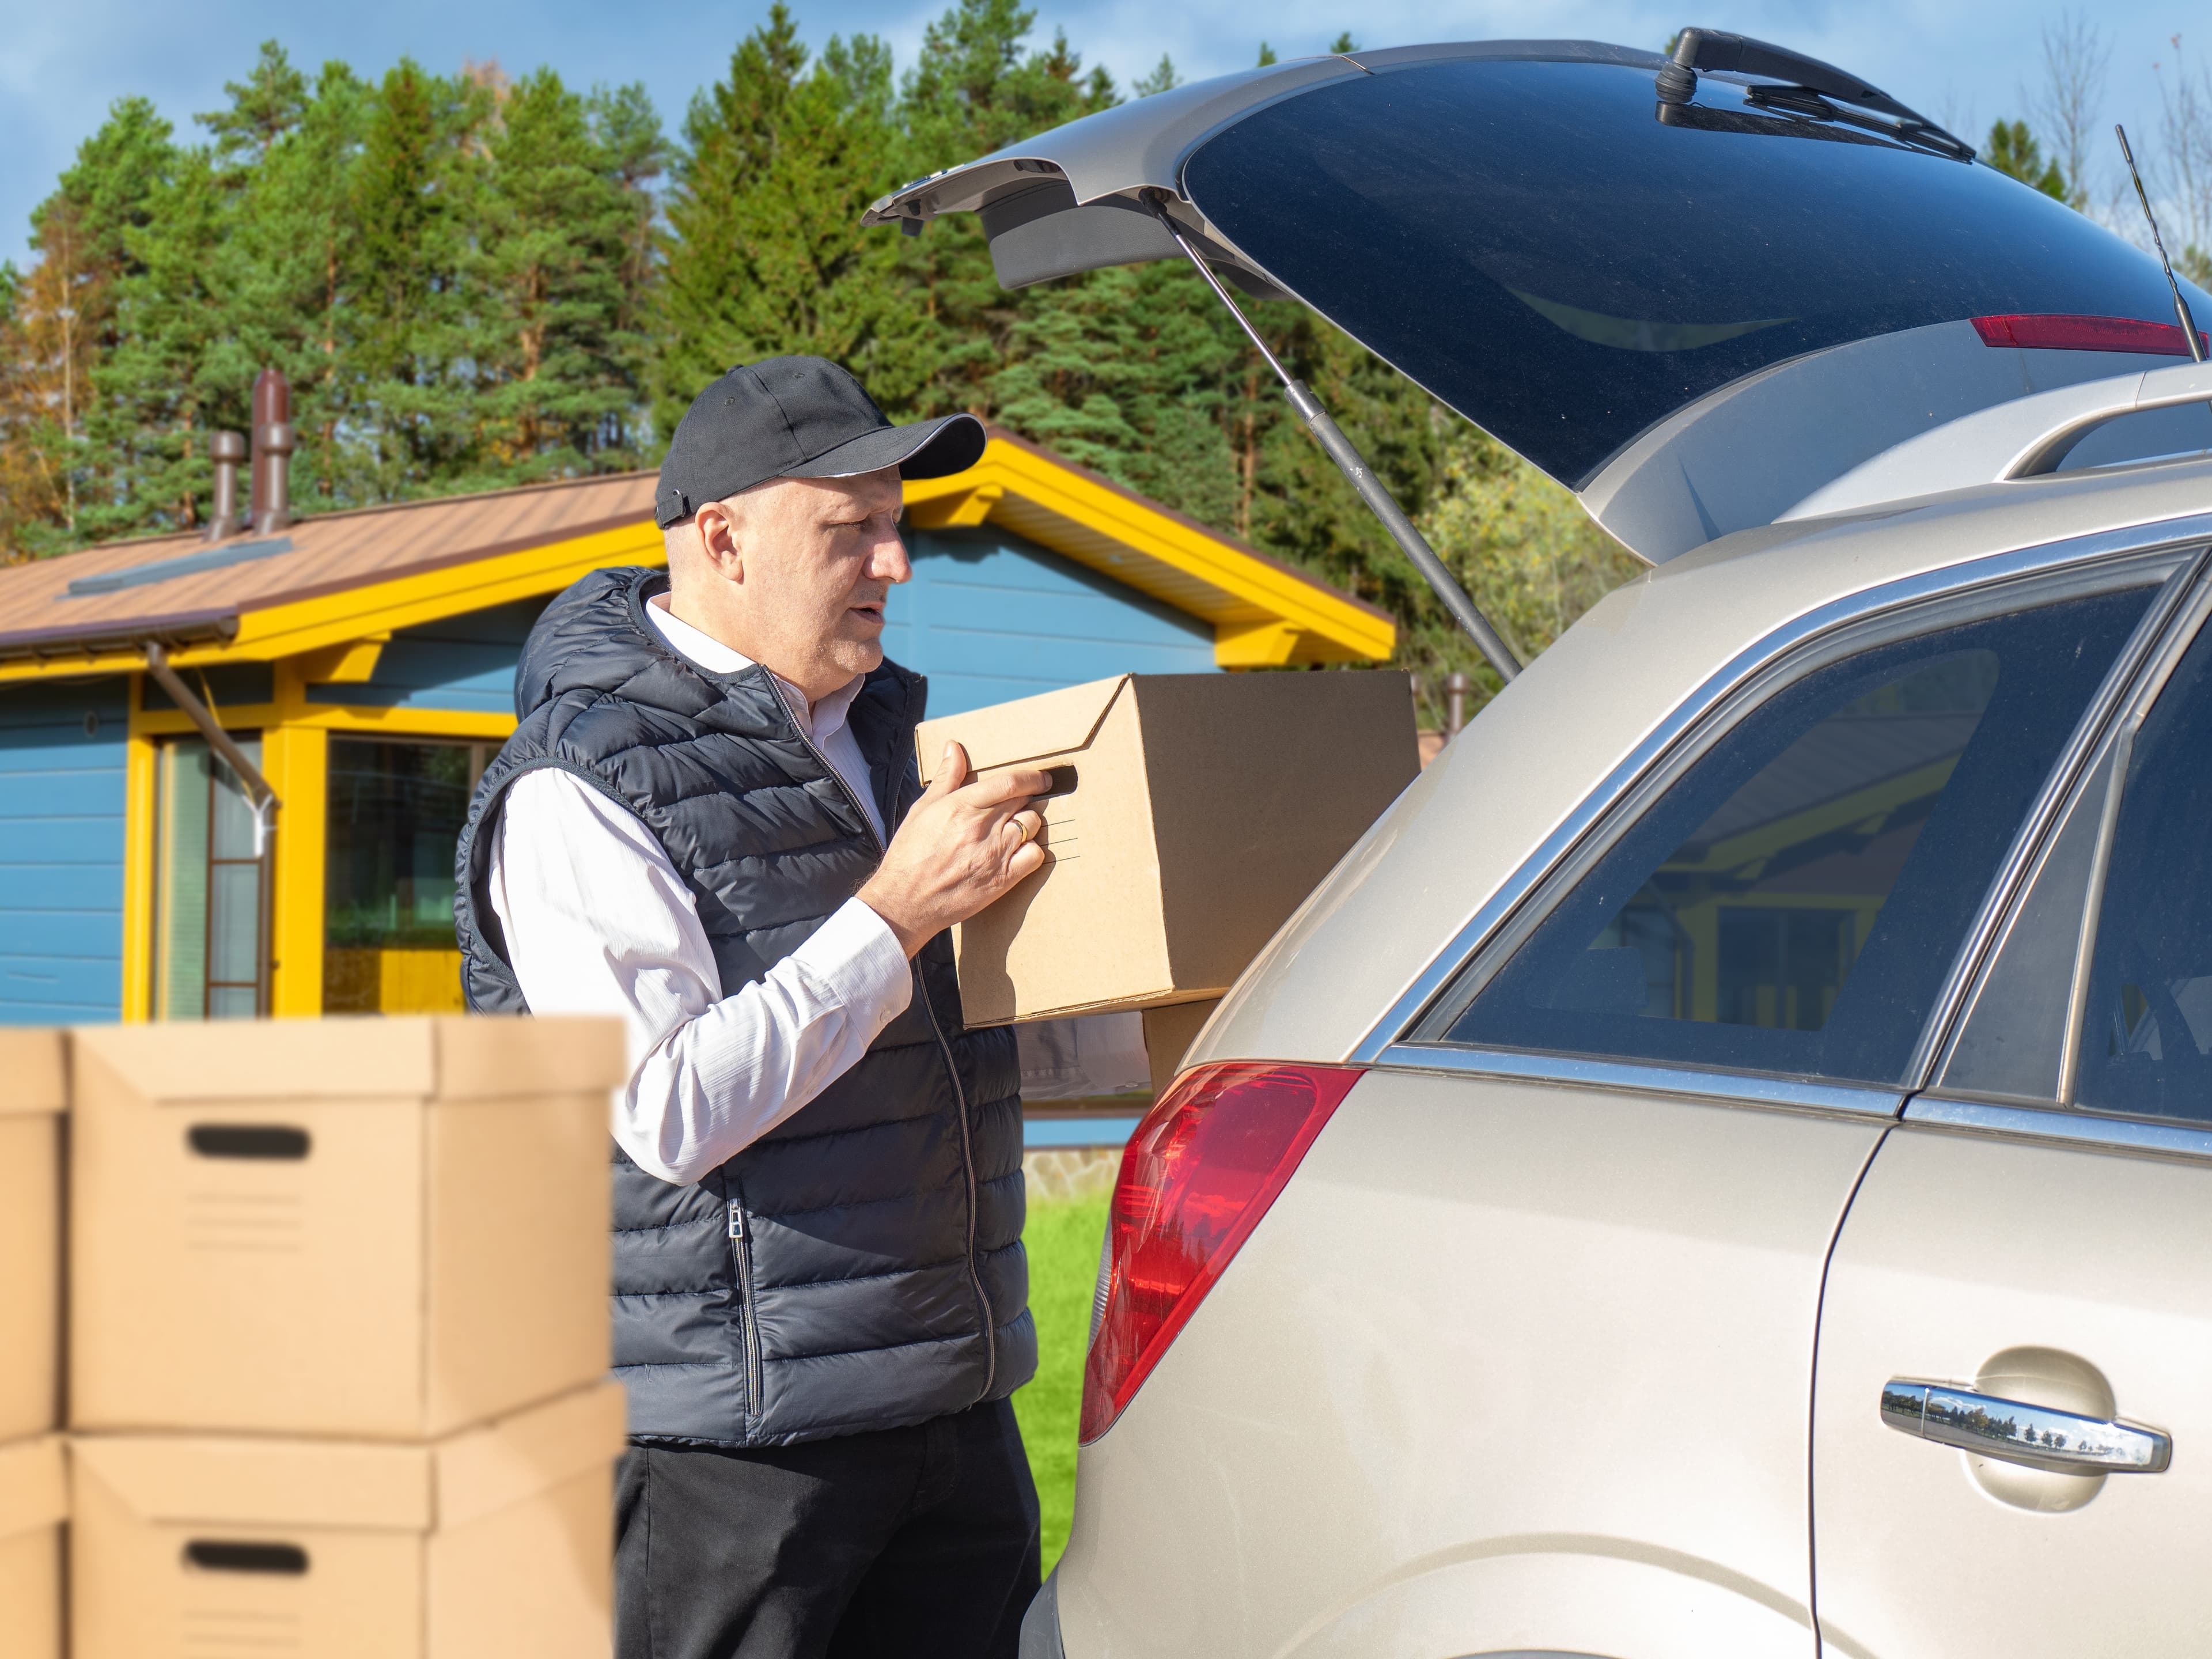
1881;1378;2172;1474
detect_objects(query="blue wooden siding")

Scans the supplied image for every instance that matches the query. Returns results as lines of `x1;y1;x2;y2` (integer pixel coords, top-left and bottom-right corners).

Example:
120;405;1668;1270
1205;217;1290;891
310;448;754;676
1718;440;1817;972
306;596;550;715
312;531;1217;719
884;528;1217;716
0;677;129;1023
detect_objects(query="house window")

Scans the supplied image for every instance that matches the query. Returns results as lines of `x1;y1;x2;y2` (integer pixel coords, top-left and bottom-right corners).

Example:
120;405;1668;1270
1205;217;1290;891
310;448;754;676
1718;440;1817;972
152;735;267;1019
324;739;482;1014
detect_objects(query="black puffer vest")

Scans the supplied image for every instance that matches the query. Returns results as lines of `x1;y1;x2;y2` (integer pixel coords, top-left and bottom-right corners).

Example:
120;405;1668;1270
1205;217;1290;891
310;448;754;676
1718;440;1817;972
453;568;1033;1448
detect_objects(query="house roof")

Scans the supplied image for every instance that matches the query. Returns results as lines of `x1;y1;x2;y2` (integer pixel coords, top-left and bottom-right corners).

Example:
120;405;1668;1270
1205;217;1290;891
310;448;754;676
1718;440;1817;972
0;431;1393;683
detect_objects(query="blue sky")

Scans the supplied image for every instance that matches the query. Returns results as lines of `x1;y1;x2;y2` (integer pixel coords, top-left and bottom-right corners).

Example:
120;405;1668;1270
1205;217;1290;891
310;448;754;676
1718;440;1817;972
2;0;2202;268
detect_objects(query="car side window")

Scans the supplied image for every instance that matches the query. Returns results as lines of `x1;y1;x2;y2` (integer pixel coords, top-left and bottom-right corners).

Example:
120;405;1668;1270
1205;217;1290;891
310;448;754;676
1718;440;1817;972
2074;618;2212;1122
1438;588;2155;1085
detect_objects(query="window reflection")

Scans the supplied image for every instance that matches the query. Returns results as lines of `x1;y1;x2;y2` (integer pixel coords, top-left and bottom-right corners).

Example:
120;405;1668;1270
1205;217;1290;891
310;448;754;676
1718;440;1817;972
1446;592;2152;1083
324;739;479;1015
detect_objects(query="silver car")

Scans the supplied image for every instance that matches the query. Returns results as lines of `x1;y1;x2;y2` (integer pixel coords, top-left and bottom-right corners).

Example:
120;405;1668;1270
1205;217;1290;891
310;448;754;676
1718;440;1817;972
876;34;2212;1658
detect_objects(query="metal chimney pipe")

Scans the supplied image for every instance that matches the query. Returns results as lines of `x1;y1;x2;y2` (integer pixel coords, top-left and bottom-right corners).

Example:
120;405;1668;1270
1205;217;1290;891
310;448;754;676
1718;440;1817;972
203;431;246;542
249;368;296;535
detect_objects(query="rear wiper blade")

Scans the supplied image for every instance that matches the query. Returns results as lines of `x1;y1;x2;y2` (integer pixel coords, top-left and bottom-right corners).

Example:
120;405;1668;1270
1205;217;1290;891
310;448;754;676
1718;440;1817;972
1654;27;1975;164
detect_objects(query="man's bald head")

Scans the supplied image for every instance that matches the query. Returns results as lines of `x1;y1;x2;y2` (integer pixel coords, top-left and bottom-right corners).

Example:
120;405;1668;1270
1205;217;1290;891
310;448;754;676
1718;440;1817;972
661;467;911;704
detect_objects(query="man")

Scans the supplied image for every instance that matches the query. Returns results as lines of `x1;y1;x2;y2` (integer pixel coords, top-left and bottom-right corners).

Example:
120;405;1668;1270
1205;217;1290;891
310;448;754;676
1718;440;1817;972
452;357;1053;1659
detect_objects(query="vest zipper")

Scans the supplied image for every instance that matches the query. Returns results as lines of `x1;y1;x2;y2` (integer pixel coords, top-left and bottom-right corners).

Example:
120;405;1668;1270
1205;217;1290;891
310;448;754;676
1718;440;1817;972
767;679;999;1403
914;974;998;1402
728;1200;762;1420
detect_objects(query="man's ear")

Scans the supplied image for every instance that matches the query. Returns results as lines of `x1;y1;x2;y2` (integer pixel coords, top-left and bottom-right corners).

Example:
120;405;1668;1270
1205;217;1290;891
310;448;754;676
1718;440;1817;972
692;499;745;581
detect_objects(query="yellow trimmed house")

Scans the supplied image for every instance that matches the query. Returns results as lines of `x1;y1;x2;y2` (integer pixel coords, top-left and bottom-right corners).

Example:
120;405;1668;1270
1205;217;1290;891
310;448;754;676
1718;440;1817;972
0;429;1393;1027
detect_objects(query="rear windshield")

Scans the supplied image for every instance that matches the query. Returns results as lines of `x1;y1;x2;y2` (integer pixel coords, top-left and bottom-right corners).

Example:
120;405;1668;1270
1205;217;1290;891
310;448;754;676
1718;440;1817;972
1184;55;2212;488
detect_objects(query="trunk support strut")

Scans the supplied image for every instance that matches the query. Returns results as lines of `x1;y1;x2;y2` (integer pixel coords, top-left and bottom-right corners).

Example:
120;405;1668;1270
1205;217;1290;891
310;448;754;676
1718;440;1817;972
1143;190;1521;684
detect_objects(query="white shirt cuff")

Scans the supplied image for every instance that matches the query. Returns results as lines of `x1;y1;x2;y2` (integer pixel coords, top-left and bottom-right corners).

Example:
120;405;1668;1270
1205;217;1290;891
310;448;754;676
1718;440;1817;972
794;897;914;1028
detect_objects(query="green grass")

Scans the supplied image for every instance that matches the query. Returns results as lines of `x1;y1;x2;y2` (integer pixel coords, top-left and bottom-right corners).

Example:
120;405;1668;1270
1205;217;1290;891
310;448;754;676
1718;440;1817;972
1013;1192;1111;1571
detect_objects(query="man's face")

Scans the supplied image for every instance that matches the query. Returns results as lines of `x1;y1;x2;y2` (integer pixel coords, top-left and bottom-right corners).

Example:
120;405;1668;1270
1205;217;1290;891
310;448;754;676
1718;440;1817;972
680;467;911;700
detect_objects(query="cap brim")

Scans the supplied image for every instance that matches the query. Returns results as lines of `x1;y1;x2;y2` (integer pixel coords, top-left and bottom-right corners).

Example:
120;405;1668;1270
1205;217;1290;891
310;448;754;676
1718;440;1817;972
783;413;987;482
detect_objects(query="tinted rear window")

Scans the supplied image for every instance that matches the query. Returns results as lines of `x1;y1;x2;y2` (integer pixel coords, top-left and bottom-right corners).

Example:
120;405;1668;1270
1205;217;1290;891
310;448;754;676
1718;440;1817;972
1185;56;2210;487
1435;586;2154;1085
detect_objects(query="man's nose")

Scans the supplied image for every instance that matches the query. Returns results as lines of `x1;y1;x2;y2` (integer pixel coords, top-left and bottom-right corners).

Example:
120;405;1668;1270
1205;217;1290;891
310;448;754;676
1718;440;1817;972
870;528;913;585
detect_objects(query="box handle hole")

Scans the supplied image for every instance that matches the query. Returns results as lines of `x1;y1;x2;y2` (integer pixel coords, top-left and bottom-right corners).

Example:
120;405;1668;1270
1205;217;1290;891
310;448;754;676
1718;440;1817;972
184;1540;310;1575
188;1124;312;1160
1042;765;1078;798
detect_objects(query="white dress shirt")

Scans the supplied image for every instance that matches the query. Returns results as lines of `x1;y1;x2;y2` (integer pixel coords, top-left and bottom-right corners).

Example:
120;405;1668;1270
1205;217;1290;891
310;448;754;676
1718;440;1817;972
487;595;913;1186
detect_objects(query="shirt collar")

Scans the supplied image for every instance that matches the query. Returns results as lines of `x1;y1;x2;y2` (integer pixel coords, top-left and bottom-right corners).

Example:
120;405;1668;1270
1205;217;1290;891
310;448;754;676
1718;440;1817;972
644;595;862;743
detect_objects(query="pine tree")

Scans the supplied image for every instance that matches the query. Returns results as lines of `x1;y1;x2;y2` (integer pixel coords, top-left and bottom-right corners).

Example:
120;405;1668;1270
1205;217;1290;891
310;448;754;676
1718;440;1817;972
653;10;915;430
886;0;1119;419
200;41;310;161
218;60;375;507
1986;119;2069;199
592;82;669;412
349;60;489;498
468;67;660;483
79;145;230;541
1132;55;1180;97
3;99;182;550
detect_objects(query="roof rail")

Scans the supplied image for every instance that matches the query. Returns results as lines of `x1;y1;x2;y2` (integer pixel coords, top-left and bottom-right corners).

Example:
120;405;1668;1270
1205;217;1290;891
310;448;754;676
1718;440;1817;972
1781;359;2212;521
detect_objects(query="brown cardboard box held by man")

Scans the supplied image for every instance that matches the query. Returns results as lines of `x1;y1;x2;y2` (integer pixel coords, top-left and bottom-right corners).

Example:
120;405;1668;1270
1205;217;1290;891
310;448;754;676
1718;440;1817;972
452;357;1054;1659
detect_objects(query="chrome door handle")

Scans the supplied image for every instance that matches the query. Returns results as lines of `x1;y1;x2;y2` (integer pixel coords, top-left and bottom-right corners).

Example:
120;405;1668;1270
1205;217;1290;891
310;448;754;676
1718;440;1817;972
1881;1378;2172;1474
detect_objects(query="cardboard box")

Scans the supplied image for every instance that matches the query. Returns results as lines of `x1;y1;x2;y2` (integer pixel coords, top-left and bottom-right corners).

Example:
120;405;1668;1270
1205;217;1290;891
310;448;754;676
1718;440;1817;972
1142;999;1221;1100
70;1380;624;1659
0;1032;65;1445
0;1434;65;1659
70;1017;624;1439
917;672;1418;1025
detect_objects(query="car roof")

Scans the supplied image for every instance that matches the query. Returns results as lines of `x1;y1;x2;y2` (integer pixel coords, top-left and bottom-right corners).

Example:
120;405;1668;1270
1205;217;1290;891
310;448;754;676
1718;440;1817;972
872;40;2212;566
1190;455;2212;1071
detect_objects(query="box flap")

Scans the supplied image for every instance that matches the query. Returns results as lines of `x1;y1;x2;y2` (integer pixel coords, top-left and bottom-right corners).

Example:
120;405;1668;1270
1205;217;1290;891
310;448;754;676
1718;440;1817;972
435;1380;628;1532
0;1030;64;1116
71;1021;438;1105
70;1433;434;1532
430;1017;628;1101
917;675;1129;781
0;1434;66;1539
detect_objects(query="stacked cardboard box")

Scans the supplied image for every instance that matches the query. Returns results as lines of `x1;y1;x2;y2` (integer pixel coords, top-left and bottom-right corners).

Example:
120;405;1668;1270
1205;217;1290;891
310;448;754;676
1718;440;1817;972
0;1032;65;1657
58;1016;627;1659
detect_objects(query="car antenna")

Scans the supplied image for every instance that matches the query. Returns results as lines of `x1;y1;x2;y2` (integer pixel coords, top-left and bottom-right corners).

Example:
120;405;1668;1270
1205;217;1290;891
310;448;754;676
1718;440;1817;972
2116;123;2207;364
1140;189;1521;683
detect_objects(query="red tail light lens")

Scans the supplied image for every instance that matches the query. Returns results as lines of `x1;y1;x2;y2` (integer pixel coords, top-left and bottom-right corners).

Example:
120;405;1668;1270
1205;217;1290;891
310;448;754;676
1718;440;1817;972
1079;1061;1363;1443
1972;313;2210;357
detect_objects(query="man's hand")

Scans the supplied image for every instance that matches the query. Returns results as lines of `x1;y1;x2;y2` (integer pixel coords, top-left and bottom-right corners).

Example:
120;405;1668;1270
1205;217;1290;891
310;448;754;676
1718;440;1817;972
859;742;1051;957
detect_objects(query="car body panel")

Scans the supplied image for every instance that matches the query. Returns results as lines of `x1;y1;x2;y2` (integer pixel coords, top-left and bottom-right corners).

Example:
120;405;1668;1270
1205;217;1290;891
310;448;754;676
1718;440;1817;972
1186;458;2212;1080
1052;1067;1885;1658
1812;1126;2212;1658
1585;325;2206;563
1783;358;2212;522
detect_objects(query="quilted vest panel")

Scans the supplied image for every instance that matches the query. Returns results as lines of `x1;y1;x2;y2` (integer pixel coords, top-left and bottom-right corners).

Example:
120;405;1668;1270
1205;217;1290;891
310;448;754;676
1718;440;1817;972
453;567;1034;1447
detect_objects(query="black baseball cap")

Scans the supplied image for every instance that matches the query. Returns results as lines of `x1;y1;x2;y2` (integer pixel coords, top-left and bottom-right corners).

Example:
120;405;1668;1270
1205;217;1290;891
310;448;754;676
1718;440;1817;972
655;355;986;528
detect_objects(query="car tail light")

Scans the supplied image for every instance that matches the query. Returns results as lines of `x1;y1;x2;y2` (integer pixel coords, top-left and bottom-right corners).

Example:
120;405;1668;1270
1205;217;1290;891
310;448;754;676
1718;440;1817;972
1079;1061;1363;1443
1972;313;2210;357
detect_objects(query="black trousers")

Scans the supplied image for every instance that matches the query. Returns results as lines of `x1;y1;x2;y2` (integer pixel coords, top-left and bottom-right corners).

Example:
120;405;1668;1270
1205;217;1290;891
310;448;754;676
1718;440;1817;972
614;1399;1041;1659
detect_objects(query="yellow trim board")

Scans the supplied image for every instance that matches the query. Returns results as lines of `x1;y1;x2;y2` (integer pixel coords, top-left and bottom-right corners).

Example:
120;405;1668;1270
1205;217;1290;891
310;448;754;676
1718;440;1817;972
119;677;156;1023
264;720;328;1017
